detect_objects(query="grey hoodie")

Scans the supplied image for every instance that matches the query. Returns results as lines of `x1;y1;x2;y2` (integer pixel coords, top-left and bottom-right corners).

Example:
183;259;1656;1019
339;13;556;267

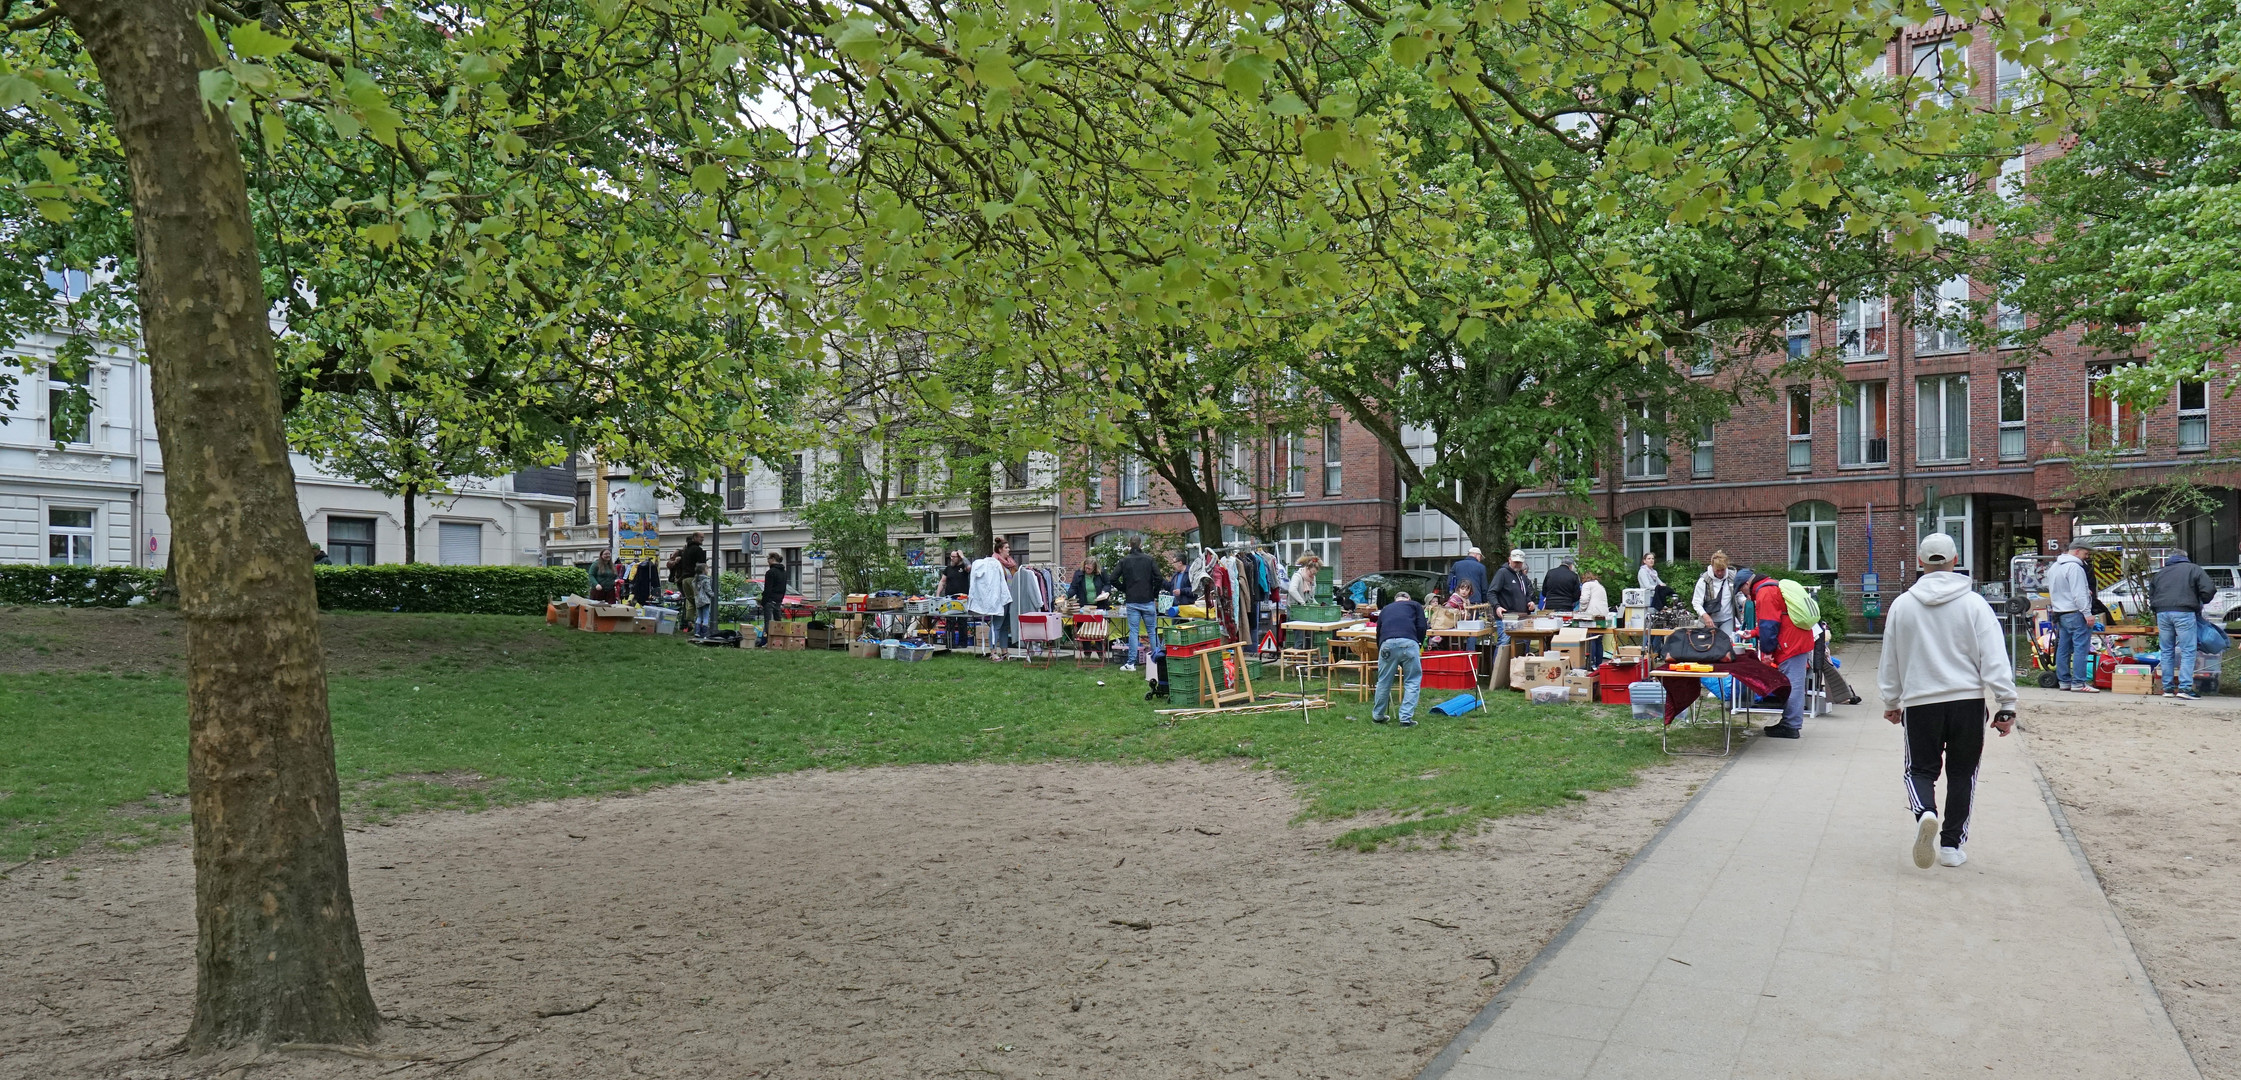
2046;552;2093;614
1878;572;2019;712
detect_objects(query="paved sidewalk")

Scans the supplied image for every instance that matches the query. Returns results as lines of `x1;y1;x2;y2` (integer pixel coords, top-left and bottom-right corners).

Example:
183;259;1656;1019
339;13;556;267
1428;665;2202;1080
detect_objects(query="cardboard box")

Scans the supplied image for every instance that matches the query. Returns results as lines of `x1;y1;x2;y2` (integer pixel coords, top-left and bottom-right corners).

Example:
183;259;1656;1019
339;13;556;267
1489;644;1513;690
768;636;806;651
768;620;807;638
2111;672;2156;695
1510;655;1565;688
850;640;883;658
1618;645;1644;660
1563;672;1595;703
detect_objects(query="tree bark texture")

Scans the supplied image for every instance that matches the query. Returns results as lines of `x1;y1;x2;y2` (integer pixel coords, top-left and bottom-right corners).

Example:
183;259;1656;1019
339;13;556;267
60;0;379;1048
403;481;418;563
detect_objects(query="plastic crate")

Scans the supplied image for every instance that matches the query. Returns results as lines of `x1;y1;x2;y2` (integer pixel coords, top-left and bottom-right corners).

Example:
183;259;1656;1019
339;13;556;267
1628;681;1666;721
1162;619;1222;646
1288;604;1342;623
1420;651;1480;690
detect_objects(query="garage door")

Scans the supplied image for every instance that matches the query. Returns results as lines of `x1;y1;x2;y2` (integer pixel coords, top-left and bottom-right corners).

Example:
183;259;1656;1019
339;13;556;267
438;522;482;565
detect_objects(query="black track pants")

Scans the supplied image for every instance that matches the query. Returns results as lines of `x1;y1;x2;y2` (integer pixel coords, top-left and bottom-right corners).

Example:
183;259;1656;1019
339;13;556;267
1903;698;1986;848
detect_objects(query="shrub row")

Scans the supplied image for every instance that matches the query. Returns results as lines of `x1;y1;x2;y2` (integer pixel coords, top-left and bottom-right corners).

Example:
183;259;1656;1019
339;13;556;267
313;565;590;615
0;565;167;607
4;563;589;616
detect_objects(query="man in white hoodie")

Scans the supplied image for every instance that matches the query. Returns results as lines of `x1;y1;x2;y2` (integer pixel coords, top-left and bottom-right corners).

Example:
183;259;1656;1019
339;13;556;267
1879;533;2018;870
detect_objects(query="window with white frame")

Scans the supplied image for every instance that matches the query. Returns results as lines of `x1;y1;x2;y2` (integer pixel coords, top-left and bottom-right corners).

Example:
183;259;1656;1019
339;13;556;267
1785;313;1812;359
1915;274;1972;354
1003;457;1030;490
1996;52;2028;104
1839;296;1887;359
1788;387;1813;471
1912;39;1966;107
1838;380;1890;466
2180;381;2209;452
1999;370;2028;461
1083;454;1101;507
1692;422;1714;478
47;365;91;444
1221;435;1251;498
327;516;376;565
1322;423;1342;495
1277;432;1307;496
1788;502;1838;574
1917;373;1970;463
1623;508;1691;564
47;506;95;565
2088;365;2146;451
1997;154;2027;202
780;453;805;507
1120;456;1148;504
1682;340;1713;377
1996;298;2026;347
1274;520;1342;582
1623;401;1666;480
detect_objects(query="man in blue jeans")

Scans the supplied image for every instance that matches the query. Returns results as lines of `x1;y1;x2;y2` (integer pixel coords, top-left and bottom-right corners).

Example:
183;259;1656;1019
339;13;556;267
2045;540;2098;692
2151;549;2216;699
1373;591;1430;727
1115;540;1163;671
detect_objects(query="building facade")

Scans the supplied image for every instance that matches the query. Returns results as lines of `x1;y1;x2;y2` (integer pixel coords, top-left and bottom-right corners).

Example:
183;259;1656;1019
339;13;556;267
1057;414;1402;581
3;329;574;568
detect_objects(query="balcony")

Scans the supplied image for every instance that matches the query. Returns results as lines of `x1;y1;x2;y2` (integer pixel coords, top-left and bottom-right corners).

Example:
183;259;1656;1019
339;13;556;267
549;523;610;545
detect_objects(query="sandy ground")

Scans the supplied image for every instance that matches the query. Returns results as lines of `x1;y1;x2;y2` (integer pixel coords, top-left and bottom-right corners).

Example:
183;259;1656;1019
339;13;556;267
0;758;1718;1080
2020;689;2241;1080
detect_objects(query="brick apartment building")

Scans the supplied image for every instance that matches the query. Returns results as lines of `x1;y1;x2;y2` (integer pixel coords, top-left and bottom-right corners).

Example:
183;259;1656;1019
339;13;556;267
1511;22;2241;618
1057;415;1402;581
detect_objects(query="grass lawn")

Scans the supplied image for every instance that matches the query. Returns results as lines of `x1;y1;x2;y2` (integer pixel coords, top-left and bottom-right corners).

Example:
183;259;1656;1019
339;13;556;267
2;611;1690;863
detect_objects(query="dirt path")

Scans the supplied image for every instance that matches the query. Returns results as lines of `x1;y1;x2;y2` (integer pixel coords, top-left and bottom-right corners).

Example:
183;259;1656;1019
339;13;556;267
1;757;1717;1080
2022;690;2241;1080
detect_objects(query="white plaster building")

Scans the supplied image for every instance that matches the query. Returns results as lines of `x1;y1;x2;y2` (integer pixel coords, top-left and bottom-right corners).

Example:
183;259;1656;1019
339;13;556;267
2;328;573;569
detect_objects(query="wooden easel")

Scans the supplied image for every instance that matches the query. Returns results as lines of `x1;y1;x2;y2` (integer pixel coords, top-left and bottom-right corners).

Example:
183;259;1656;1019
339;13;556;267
1196;642;1258;708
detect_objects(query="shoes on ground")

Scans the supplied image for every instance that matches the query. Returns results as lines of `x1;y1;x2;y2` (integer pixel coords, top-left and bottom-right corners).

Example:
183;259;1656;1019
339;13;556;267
1761;725;1801;739
2072;685;2100;693
1937;846;1968;868
1120;663;1137;672
2178;690;2201;700
2164;687;2177;697
1914;811;1941;869
1845;696;1863;705
1399;719;1417;727
1372;715;1389;724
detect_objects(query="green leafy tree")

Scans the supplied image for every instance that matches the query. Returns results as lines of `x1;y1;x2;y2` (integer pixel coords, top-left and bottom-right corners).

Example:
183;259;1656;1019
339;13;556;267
798;456;911;593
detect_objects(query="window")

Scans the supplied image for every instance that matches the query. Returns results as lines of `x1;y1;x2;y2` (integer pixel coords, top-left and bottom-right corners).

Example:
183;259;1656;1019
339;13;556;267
2180;381;2209;452
1996;298;2026;347
1912;39;1964;106
1922;495;1973;571
1623;401;1667;480
783;547;803;591
1915;275;1971;354
2088;366;2146;450
1999;370;2027;460
1838;380;1890;467
1120;456;1148;505
1838;296;1887;359
1788;388;1813;471
47;366;90;444
1917;374;1970;463
1274;520;1342;582
1997;154;2027;202
1221;435;1251;499
1003;458;1030;490
1623;508;1691;564
1083;455;1101;507
1996;53;2027;104
1682;340;1713;377
1692;423;1714;479
324;516;375;565
781;453;805;507
1785;314;1812;360
725;466;746;510
1005;533;1032;564
43;267;90;298
896;450;917;497
1788;502;1838;574
574;480;592;525
1269;432;1307;497
437;521;482;566
1322;423;1342;495
46;507;95;565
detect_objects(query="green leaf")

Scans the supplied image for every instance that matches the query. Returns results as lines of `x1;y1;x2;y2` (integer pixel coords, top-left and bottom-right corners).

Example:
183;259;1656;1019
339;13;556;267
1302;127;1343;167
227;22;294;61
1223;53;1273;96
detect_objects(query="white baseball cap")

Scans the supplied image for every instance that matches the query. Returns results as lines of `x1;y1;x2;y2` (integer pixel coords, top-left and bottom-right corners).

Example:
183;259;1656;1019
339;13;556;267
1918;533;1958;567
1508;549;1526;563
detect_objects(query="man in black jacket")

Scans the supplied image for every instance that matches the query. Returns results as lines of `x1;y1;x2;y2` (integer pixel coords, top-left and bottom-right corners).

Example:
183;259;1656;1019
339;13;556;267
671;535;708;628
1116;541;1162;671
1373;591;1430;726
2151;550;2217;698
1541;556;1582;612
757;552;789;648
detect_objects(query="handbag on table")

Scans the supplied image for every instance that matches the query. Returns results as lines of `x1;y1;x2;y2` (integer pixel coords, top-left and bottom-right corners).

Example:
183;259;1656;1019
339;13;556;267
1664;626;1734;663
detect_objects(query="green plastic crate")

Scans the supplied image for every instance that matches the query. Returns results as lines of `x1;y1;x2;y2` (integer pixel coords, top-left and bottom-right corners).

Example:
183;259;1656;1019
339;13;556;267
1161;618;1221;646
1287;604;1342;623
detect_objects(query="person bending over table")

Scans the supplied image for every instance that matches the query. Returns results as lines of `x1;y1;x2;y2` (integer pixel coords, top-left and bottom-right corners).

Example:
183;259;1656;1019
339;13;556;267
1373;591;1429;727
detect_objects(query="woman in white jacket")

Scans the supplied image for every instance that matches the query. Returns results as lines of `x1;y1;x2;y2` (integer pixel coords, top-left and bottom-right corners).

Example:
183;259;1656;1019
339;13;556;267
1879;533;2018;870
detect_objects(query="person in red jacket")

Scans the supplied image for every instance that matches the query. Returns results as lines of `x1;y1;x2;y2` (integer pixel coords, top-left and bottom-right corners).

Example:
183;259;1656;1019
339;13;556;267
1754;576;1816;739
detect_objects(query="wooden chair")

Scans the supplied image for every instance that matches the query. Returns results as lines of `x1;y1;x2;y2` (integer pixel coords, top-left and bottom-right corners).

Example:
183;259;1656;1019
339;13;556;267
1325;638;1380;702
1071;613;1110;669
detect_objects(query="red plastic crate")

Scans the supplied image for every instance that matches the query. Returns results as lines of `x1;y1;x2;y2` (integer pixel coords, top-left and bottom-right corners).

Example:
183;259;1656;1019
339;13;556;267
1420;651;1480;690
1166;638;1226;660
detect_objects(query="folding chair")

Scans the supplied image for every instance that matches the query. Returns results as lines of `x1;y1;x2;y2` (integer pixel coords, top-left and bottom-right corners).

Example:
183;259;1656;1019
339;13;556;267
1071;613;1110;669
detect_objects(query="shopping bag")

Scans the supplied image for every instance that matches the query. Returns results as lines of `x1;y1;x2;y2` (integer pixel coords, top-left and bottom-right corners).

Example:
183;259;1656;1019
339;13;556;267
2198;619;2230;655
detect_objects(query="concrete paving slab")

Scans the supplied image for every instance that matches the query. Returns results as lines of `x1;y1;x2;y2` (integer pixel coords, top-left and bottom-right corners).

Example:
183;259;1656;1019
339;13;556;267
1420;650;2202;1080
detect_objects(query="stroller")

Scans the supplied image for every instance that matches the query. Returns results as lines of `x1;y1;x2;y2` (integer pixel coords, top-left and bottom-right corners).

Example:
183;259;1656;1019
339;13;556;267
2026;608;2063;688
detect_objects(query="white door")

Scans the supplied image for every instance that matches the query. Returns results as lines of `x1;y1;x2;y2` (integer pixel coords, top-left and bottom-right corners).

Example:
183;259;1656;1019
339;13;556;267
438;522;482;565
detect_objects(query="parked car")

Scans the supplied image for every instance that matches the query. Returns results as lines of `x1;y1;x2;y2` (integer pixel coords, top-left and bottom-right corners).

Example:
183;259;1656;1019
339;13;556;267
1338;570;1447;611
2097;565;2241;622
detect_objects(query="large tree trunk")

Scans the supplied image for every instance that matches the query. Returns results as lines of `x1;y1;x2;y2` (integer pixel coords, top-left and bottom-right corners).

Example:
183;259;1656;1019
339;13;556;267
970;476;994;557
62;0;379;1049
403;482;418;564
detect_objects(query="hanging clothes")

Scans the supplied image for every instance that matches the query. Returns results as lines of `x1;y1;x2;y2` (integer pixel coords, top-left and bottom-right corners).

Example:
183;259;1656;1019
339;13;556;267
967;556;1012;616
1208;562;1238;641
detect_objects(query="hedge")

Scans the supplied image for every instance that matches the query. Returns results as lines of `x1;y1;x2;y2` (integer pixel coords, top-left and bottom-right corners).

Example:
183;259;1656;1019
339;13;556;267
313;565;589;615
0;565;167;607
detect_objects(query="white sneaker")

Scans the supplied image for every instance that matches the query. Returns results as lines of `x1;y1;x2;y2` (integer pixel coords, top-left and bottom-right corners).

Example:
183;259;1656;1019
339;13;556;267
1913;812;1941;869
1937;846;1968;868
1120;663;1137;672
